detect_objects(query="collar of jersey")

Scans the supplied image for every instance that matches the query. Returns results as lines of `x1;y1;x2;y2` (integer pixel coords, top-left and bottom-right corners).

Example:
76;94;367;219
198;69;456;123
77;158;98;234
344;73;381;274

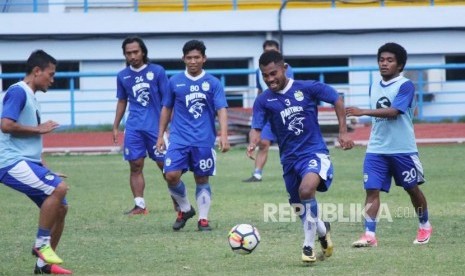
184;70;206;81
380;75;402;86
19;81;35;95
275;78;294;94
129;64;148;72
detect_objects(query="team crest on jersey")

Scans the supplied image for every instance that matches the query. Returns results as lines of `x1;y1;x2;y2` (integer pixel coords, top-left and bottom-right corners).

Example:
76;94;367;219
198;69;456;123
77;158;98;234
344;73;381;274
165;158;171;167
188;101;206;119
280;106;305;135
294;90;304;101
376;96;391;109
45;174;55;181
288;116;305;135
146;71;154;81
201;81;210;92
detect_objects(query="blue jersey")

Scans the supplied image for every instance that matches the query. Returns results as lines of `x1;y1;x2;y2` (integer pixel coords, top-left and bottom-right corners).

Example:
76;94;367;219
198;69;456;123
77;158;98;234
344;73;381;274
367;76;417;154
0;81;42;169
163;70;228;147
256;64;294;91
252;79;339;163
116;63;169;132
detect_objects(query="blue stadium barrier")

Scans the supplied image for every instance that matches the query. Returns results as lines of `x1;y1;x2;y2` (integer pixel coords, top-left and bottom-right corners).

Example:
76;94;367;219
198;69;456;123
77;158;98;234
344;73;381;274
1;64;464;128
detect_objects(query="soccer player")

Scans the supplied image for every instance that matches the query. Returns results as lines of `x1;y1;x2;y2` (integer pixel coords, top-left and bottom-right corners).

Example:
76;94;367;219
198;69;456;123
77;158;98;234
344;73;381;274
112;36;170;215
156;39;230;231
347;42;432;247
0;50;72;274
247;50;354;262
243;40;294;183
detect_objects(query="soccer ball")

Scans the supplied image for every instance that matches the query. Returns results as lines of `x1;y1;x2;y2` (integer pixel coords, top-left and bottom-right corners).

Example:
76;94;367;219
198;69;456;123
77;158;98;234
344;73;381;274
228;224;260;254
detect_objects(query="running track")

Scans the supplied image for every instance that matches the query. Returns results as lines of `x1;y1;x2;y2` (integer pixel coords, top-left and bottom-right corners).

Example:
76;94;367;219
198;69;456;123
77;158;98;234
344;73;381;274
43;123;465;153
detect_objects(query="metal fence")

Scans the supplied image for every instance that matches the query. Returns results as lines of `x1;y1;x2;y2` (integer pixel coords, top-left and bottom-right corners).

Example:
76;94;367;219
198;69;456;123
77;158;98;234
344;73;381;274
1;64;465;128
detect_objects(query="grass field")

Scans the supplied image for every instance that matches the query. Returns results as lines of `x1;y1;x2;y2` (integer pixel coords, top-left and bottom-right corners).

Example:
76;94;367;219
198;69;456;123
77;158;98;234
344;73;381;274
1;144;464;275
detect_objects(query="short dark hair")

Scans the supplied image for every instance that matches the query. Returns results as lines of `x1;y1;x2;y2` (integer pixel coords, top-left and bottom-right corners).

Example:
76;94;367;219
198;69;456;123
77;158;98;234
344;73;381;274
377;42;408;72
182;39;206;56
259;50;284;67
122;36;149;65
262;40;280;51
25;50;57;74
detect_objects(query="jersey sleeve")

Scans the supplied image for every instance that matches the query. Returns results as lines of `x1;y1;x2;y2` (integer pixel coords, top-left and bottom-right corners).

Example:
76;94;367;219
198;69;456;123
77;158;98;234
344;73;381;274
306;81;339;105
116;74;128;100
213;79;228;110
251;96;266;130
392;80;415;114
157;67;170;104
163;77;176;108
1;87;27;122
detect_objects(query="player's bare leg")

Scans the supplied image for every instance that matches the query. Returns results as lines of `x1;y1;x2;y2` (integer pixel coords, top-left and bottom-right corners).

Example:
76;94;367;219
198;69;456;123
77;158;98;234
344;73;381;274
243;139;271;182
406;185;432;244
125;158;148;215
353;190;379;247
33;183;68;265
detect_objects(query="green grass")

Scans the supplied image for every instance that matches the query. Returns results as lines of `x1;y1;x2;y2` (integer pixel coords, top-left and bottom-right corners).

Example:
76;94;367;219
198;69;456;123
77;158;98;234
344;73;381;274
1;145;464;275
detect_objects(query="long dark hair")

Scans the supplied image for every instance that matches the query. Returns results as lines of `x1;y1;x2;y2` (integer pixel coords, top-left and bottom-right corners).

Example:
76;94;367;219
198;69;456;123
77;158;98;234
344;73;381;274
122;36;149;66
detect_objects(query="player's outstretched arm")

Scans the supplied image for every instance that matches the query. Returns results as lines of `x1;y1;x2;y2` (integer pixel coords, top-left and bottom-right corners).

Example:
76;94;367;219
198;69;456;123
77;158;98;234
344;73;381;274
346;106;399;118
334;97;354;150
1;118;59;135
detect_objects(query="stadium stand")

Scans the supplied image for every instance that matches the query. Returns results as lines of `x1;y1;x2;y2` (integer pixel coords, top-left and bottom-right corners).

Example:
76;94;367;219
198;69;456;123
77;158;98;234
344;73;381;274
137;0;465;12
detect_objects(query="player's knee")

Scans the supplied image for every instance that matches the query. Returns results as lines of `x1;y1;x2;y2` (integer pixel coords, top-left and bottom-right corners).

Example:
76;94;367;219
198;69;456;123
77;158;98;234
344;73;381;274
129;159;144;173
258;140;271;150
165;173;180;185
298;185;316;199
53;182;69;197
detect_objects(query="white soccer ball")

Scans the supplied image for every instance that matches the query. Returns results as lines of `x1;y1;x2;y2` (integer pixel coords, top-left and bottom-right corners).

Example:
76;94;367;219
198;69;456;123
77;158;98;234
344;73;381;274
228;224;261;254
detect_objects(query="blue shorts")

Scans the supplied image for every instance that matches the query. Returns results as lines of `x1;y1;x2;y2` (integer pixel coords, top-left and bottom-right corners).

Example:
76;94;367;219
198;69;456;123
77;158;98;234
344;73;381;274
123;129;165;162
260;122;276;142
0;160;67;207
163;143;216;176
363;153;425;192
282;153;334;205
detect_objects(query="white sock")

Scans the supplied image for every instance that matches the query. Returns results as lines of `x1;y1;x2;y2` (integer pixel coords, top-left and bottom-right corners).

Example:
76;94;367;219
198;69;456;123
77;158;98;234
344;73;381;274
134;197;145;209
34;236;51;248
37;258;46;268
316;219;327;238
196;184;211;220
302;219;316;248
365;230;376;237
420;221;432;229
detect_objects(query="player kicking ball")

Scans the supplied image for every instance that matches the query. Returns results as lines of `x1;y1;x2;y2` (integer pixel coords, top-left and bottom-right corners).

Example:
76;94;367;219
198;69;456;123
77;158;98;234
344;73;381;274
247;50;354;262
